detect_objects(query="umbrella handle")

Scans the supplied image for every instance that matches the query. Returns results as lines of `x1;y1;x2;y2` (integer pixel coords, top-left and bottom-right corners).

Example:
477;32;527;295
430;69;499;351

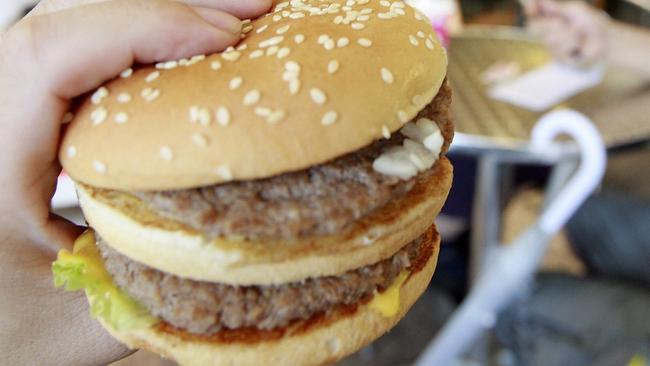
532;109;607;235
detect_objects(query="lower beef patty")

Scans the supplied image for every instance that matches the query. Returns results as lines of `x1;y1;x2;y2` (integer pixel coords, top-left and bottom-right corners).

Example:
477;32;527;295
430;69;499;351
130;81;453;240
98;235;427;335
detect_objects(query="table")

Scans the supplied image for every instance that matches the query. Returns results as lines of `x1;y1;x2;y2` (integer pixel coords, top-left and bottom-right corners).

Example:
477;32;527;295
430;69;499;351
445;25;650;362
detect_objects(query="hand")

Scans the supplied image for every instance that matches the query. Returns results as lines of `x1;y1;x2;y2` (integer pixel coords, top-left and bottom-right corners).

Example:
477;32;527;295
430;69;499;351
0;0;270;364
525;0;609;66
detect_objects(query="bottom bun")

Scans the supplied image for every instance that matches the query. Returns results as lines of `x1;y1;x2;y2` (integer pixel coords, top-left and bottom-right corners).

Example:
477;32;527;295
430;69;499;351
100;228;440;366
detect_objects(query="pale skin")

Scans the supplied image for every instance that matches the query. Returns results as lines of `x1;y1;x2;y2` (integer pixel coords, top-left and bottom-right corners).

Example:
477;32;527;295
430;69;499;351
525;0;650;75
0;0;271;364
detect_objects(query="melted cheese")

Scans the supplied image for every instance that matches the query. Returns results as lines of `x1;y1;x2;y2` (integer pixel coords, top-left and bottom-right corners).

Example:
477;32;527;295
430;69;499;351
368;271;408;317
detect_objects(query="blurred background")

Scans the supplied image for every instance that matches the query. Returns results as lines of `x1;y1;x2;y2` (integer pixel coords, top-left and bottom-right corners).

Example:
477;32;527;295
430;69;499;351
4;0;649;365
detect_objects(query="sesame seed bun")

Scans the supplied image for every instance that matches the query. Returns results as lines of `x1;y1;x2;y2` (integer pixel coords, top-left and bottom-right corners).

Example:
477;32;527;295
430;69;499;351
96;227;440;366
77;157;452;285
59;0;448;191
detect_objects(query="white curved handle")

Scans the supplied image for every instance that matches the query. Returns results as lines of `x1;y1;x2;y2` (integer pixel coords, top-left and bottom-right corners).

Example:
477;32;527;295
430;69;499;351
532;109;607;234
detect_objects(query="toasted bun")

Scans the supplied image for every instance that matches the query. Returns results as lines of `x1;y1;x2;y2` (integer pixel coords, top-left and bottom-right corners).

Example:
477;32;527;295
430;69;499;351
78;157;451;285
98;230;439;366
60;1;447;190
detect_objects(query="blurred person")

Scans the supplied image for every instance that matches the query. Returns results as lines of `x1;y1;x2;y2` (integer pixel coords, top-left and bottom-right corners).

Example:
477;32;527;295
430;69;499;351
0;0;271;364
525;0;650;74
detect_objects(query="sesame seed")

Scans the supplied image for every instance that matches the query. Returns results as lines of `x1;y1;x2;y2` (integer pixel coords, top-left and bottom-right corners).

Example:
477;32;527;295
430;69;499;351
243;90;261;106
62;112;74;124
318;34;329;44
334;15;343;24
242;19;252;25
351;22;365;30
199;108;211;126
273;14;282;21
222;51;241;62
337;37;350;47
358;38;372;47
229;77;243;90
211;61;222;70
409;35;419;46
289;12;305;19
192;133;209;147
117;93;132;103
67;146;77;158
393;1;405;8
160;146;174;161
162;61;178;70
277;47;291;58
93;160;107;174
393;8;405;15
289;79;301;95
414;11;423;20
276;24;291;34
285;61;301;72
324;39;335;50
381;67;394;84
266;46;279;56
267;109;286;124
256;24;269;33
382;125;391;139
282;10;290;17
91;87;108;105
357;15;370;21
294;34;305;44
412;94;426;106
321;111;338;126
310;88;327;105
417;31;425;38
236;44;248;51
90;106;108;125
398;110;408;122
243;25;253;33
140;88;160;102
361;8;373;14
380;0;390;6
120;68;133;78
254;107;271;117
179;58;189;66
145;71;160;83
425;39;435;50
216;106;231;126
259;36;284;48
328;60;340;74
215;165;233;180
378;12;392;19
114;112;128;124
249;50;264;59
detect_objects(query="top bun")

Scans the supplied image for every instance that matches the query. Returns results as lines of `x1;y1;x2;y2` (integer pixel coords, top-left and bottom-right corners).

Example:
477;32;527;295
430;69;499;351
60;0;448;191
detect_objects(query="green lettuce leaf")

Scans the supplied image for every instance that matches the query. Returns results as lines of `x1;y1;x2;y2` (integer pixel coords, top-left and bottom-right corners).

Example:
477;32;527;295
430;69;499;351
52;231;158;331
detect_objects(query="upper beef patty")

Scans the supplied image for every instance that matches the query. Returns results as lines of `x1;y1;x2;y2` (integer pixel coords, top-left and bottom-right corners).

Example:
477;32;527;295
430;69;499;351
98;235;428;335
129;81;453;240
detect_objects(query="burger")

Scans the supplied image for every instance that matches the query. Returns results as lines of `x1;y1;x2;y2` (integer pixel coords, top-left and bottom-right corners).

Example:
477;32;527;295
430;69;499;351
52;1;454;365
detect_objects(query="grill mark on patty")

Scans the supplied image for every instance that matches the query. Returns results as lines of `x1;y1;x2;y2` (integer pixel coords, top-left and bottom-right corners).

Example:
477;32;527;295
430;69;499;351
98;234;429;336
129;81;453;241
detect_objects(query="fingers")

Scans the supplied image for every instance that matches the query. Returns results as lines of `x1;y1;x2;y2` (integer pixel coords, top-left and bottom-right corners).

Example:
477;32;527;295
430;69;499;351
181;0;272;19
12;0;240;97
31;0;272;19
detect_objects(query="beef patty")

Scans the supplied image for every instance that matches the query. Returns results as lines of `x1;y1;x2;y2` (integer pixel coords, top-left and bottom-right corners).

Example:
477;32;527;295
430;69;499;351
130;81;453;241
98;235;427;335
